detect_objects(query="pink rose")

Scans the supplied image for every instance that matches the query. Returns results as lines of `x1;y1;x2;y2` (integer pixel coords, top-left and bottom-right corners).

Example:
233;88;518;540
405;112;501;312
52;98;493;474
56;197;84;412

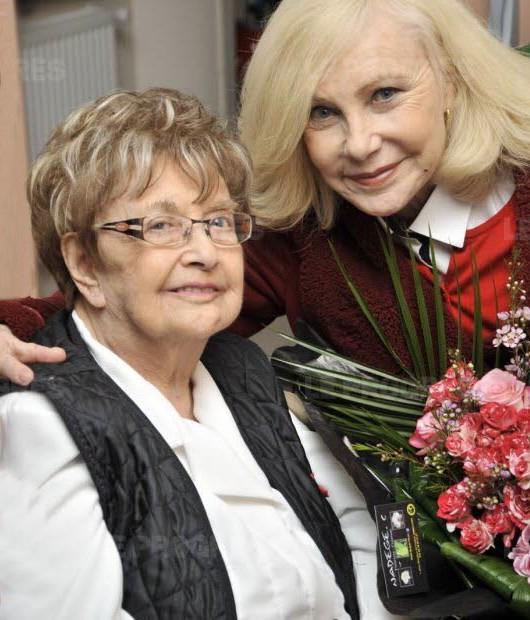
480;403;518;431
509;525;530;582
460;519;495;554
437;482;471;526
509;450;530;489
409;412;443;455
473;369;525;410
504;484;530;529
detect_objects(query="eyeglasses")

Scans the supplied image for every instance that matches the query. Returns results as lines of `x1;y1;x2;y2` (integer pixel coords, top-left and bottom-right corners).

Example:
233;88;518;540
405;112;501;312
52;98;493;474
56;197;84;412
94;212;253;248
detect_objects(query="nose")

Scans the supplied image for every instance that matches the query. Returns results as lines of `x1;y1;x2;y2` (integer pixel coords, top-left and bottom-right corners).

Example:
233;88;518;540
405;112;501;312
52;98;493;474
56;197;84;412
180;222;218;269
342;114;382;161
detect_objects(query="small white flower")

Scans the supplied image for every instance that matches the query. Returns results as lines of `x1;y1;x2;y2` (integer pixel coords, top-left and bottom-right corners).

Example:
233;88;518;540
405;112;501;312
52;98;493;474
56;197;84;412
497;311;510;321
501;326;527;348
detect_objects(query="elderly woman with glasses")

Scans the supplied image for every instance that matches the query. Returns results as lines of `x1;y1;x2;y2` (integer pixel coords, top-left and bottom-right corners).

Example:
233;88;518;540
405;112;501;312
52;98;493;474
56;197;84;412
0;88;382;619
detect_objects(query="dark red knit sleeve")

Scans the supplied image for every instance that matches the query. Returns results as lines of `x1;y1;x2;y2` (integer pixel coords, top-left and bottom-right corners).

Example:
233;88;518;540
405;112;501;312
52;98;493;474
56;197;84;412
230;231;301;337
0;290;65;341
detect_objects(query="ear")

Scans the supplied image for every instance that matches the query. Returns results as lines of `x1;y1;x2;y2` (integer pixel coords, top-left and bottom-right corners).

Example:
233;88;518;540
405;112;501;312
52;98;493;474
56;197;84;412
61;233;106;309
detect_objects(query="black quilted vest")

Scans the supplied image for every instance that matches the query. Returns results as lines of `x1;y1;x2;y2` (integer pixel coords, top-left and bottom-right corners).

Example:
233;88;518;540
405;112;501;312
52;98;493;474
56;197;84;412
1;312;358;620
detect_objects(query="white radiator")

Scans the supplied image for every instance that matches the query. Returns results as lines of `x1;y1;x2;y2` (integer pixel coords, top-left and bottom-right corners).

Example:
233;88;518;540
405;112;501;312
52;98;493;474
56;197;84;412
20;6;120;161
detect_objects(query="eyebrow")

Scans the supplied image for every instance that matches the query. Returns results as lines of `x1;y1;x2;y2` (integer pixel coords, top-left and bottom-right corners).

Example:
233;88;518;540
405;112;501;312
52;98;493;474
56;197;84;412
144;199;239;215
312;71;411;101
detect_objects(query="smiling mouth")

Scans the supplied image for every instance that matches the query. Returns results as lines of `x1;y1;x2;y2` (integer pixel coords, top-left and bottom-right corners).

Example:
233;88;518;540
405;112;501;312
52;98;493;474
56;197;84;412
345;162;401;188
166;285;222;299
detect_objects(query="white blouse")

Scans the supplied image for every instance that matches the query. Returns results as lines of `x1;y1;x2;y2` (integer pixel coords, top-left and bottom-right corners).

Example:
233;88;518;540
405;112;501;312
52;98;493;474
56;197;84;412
0;312;402;620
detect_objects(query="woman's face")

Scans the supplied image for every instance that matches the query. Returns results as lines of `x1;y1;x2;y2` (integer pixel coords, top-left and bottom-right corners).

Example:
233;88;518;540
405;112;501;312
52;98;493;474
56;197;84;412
303;13;453;219
88;161;244;349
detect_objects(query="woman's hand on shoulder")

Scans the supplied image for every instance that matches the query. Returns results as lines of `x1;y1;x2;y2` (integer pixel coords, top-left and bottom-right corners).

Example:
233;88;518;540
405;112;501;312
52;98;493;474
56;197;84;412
0;324;66;385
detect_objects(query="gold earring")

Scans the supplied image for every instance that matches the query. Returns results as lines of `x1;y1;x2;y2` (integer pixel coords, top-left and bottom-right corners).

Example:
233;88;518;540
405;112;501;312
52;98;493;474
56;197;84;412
444;109;451;126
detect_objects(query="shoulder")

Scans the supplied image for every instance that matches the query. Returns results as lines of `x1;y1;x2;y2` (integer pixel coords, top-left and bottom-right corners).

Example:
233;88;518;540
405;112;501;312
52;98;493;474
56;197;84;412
514;169;530;205
205;331;274;378
204;331;286;402
0;391;79;486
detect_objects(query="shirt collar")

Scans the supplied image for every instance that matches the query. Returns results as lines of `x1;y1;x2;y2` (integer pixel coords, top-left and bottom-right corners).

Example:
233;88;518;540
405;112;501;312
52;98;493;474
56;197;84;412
72;310;187;449
407;174;515;248
71;312;279;501
408;185;470;248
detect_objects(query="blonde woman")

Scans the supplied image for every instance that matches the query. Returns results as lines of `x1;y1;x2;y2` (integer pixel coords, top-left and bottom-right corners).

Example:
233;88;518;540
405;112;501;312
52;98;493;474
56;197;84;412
233;0;530;374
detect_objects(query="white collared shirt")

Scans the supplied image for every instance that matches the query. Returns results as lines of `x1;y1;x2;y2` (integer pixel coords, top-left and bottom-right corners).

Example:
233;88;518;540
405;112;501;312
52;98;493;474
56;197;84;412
0;313;401;620
381;175;515;273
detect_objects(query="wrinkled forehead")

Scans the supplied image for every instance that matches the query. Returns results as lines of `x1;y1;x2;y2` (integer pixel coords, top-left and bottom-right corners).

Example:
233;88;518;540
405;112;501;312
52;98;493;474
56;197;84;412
100;157;235;221
318;1;442;85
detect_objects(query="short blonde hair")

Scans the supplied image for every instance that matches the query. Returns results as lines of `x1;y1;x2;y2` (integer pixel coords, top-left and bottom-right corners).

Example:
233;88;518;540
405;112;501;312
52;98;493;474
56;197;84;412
239;0;530;230
29;88;252;306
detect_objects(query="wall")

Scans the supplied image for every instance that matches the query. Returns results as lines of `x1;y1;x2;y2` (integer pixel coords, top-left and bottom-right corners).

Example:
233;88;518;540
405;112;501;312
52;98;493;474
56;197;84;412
127;0;236;118
0;0;36;297
465;0;530;44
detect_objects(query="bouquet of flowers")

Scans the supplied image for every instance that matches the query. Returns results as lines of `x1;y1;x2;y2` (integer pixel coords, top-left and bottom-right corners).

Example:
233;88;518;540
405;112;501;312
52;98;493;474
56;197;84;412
273;242;530;618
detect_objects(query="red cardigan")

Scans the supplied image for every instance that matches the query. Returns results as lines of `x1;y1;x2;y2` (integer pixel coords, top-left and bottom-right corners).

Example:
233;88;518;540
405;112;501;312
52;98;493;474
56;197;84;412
3;173;530;375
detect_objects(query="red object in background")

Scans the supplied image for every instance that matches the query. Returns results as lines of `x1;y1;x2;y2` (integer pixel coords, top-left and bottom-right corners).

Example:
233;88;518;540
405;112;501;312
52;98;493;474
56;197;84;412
236;25;263;83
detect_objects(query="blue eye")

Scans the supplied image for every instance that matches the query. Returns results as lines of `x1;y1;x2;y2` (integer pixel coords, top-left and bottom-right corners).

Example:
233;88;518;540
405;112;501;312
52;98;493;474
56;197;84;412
309;105;337;122
146;217;178;232
373;87;399;102
210;214;234;229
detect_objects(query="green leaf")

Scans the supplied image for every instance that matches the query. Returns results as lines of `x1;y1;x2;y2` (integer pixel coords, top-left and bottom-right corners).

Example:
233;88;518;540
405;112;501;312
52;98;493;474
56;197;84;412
377;227;426;380
406;238;436;378
453;260;464;354
271;357;426;403
511;579;530;619
327;239;417;381
275;330;424;389
429;232;448;372
471;252;484;376
441;541;530;616
493;278;501;369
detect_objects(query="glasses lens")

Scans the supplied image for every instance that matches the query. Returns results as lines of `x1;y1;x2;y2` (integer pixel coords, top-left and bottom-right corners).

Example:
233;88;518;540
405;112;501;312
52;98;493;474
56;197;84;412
209;213;252;246
143;214;187;245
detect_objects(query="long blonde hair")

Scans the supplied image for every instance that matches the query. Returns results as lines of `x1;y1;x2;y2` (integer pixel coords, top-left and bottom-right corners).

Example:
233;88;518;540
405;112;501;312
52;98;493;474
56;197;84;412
239;0;530;230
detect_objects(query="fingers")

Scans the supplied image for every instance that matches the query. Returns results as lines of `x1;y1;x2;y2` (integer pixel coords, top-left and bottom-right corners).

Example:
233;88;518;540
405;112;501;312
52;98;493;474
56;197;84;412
0;355;35;386
15;342;67;364
0;326;66;386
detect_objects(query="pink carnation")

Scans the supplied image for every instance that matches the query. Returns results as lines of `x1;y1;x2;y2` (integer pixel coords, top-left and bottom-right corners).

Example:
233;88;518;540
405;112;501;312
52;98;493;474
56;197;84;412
424;378;458;411
509;450;530;490
509;525;530;583
480;402;518;431
409;411;443;455
481;504;516;547
495;430;530;460
504;484;530;529
445;413;482;458
437;482;471;527
460;519;495;554
463;447;502;479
